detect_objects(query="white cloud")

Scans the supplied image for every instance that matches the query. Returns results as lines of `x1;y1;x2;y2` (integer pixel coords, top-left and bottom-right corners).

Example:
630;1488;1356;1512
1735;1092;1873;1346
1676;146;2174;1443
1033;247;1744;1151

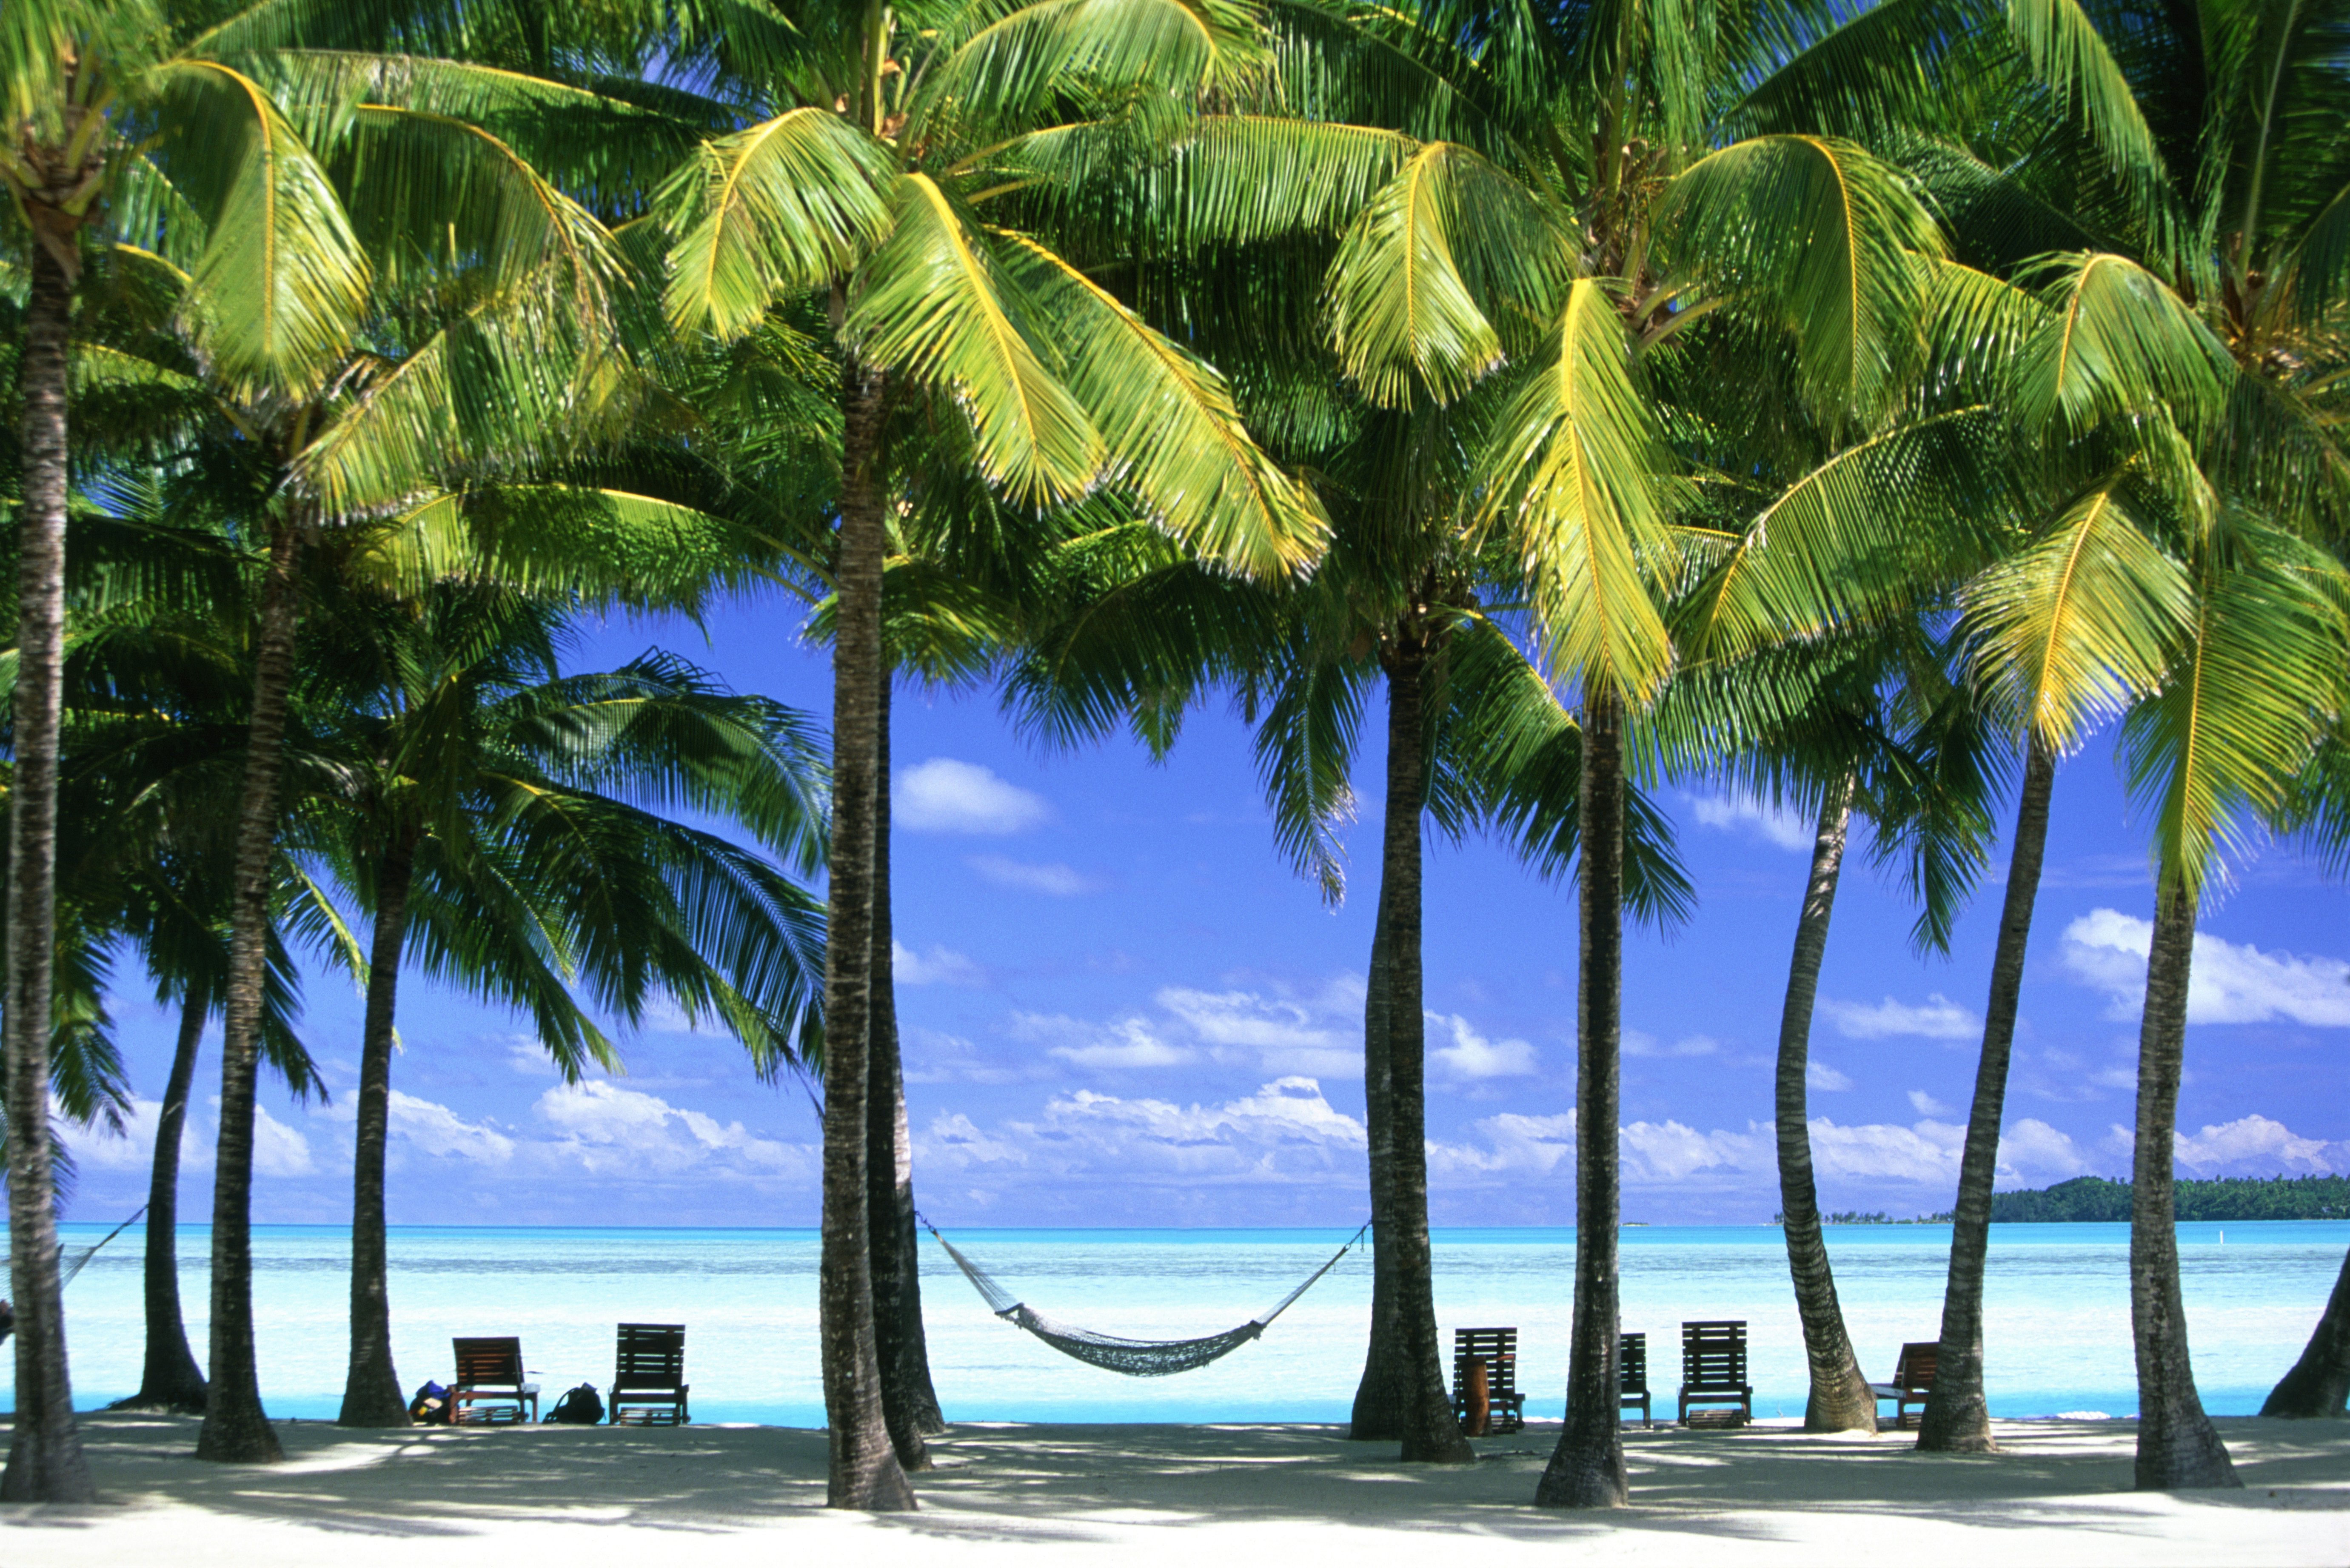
918;1078;1366;1186
1430;1016;1538;1080
1908;1089;1956;1118
503;1036;562;1076
894;758;1051;834
252;1103;315;1177
529;1082;810;1180
1688;794;1815;851
2171;1114;2350;1175
1010;1011;1197;1070
388;1091;516;1163
1624;1031;1720;1059
1157;986;1356;1078
967;854;1100;896
1806;1061;1855;1092
893;940;987;987
1819;993;1981;1041
2062;909;2350;1026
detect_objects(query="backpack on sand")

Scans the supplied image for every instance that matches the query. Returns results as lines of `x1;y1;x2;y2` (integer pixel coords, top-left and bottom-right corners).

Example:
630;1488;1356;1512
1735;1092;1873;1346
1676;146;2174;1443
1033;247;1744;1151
408;1381;452;1425
547;1383;604;1425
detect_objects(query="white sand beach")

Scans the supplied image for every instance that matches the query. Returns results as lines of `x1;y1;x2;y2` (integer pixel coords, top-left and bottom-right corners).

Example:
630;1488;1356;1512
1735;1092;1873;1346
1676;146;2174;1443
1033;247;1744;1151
4;1411;2345;1566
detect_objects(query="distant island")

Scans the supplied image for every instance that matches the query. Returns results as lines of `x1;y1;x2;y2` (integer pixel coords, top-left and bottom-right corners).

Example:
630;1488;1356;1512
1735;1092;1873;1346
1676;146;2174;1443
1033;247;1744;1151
1771;1175;2350;1226
1987;1174;2350;1222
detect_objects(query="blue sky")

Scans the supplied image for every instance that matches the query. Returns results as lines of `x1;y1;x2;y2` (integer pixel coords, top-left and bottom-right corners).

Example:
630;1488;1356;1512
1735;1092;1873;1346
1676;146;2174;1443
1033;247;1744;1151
61;596;2350;1229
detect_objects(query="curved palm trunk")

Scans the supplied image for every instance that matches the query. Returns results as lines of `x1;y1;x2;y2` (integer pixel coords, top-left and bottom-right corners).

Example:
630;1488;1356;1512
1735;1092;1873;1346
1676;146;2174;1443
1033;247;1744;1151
1347;897;1403;1440
869;673;941;1466
1537;691;1628;1509
128;995;209;1411
194;514;305;1466
1377;642;1472;1465
2130;882;2238;1490
2261;1246;2350;1417
2;241;96;1503
1919;736;2055;1452
339;832;418;1427
819;362;915;1511
1774;775;1876;1433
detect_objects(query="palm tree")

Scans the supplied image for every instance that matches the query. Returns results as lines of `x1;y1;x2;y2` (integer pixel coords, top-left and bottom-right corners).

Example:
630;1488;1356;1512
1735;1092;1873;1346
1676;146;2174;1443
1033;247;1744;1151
2264;1246;2350;1419
0;0;381;1496
295;585;825;1425
650;0;1328;1505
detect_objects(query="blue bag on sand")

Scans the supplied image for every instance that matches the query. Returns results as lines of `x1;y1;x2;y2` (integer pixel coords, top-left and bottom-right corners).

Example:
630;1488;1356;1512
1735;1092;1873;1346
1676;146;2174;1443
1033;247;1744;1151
547;1384;604;1425
408;1380;451;1425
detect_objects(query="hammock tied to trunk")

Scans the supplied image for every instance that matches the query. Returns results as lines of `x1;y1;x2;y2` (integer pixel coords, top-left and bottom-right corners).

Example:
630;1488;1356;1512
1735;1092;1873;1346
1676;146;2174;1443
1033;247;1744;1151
922;1217;1369;1377
64;1205;145;1287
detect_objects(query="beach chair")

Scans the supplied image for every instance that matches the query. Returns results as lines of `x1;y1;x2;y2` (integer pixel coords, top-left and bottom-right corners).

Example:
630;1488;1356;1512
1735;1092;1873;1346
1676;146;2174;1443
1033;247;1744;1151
1869;1342;1939;1431
1619;1331;1652;1427
1677;1320;1752;1428
609;1323;690;1426
1452;1327;1526;1436
451;1337;539;1424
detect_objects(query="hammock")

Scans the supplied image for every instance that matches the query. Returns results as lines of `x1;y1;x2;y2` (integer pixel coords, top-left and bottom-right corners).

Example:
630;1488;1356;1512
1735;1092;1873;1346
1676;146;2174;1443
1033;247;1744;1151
923;1217;1368;1377
63;1205;145;1288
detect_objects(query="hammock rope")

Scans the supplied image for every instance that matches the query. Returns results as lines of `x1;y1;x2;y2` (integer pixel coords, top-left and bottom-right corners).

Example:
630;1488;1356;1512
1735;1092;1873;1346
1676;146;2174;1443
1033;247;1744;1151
63;1205;145;1288
921;1217;1369;1377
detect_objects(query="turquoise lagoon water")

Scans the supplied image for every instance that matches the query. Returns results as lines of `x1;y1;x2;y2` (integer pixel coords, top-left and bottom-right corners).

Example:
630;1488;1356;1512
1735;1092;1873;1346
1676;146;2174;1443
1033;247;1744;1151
21;1221;2347;1425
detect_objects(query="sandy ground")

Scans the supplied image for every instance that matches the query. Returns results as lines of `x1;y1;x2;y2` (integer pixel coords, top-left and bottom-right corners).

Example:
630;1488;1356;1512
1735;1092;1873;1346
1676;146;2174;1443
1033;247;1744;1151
3;1411;2346;1566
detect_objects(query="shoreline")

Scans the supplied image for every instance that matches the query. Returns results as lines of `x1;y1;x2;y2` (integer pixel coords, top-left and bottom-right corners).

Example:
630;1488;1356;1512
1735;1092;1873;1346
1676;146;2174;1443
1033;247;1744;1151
6;1410;2345;1566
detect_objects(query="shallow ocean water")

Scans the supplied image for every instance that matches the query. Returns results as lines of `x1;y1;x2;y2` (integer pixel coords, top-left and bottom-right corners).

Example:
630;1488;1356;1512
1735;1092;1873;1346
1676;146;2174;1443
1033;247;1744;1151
20;1220;2347;1424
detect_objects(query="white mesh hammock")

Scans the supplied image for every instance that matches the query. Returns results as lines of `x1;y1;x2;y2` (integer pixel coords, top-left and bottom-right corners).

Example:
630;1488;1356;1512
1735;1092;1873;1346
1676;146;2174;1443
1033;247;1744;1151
924;1218;1369;1377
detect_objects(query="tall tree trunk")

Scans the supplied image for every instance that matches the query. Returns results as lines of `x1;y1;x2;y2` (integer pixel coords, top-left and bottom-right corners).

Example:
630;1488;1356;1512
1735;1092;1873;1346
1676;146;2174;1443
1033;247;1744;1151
194;513;305;1466
2261;1245;2350;1417
819;362;914;1511
2;241;96;1503
1774;775;1876;1433
869;673;941;1466
1378;640;1472;1465
1348;895;1403;1440
1919;736;2055;1453
1537;692;1627;1508
339;831;417;1427
2130;881;2239;1490
128;994;208;1411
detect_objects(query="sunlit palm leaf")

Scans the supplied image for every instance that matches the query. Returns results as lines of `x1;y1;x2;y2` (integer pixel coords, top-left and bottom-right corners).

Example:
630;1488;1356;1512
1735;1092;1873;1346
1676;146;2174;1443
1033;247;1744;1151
2012;251;2234;433
657;105;892;339
999;235;1329;580
849;175;1104;505
1483;279;1678;703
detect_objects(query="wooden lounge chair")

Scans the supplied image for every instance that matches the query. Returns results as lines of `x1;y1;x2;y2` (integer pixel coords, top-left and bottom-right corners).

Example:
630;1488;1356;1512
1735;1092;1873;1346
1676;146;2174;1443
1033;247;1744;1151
1678;1320;1752;1428
1619;1331;1652;1428
1869;1341;1939;1431
451;1337;539;1424
1452;1327;1526;1436
609;1322;690;1426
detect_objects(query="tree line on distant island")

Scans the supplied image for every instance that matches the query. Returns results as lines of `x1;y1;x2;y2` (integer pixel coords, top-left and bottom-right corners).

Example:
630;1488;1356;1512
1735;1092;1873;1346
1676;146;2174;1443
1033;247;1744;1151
1784;1176;2350;1226
3;0;2348;1519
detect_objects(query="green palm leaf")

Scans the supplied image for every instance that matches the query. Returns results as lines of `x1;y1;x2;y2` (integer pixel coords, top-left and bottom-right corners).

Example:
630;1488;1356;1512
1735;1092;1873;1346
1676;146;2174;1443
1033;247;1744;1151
849;175;1104;506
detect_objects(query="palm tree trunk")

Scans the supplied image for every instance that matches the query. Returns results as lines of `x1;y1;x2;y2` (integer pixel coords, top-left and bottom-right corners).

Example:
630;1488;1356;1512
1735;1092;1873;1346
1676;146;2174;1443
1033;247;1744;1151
869;672;941;1466
2130;881;2238;1490
129;993;209;1411
2261;1245;2350;1417
819;360;915;1511
1378;640;1472;1465
1536;690;1627;1508
1774;774;1876;1433
339;830;417;1428
194;513;306;1466
1919;735;2055;1453
1347;894;1403;1440
1;239;96;1503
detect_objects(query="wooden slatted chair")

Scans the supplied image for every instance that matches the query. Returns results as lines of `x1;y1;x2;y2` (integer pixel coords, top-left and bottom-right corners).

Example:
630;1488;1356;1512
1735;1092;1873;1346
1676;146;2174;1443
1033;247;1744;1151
451;1337;539;1424
609;1323;690;1426
1619;1331;1652;1427
1869;1341;1939;1431
1677;1320;1752;1428
1452;1327;1526;1436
